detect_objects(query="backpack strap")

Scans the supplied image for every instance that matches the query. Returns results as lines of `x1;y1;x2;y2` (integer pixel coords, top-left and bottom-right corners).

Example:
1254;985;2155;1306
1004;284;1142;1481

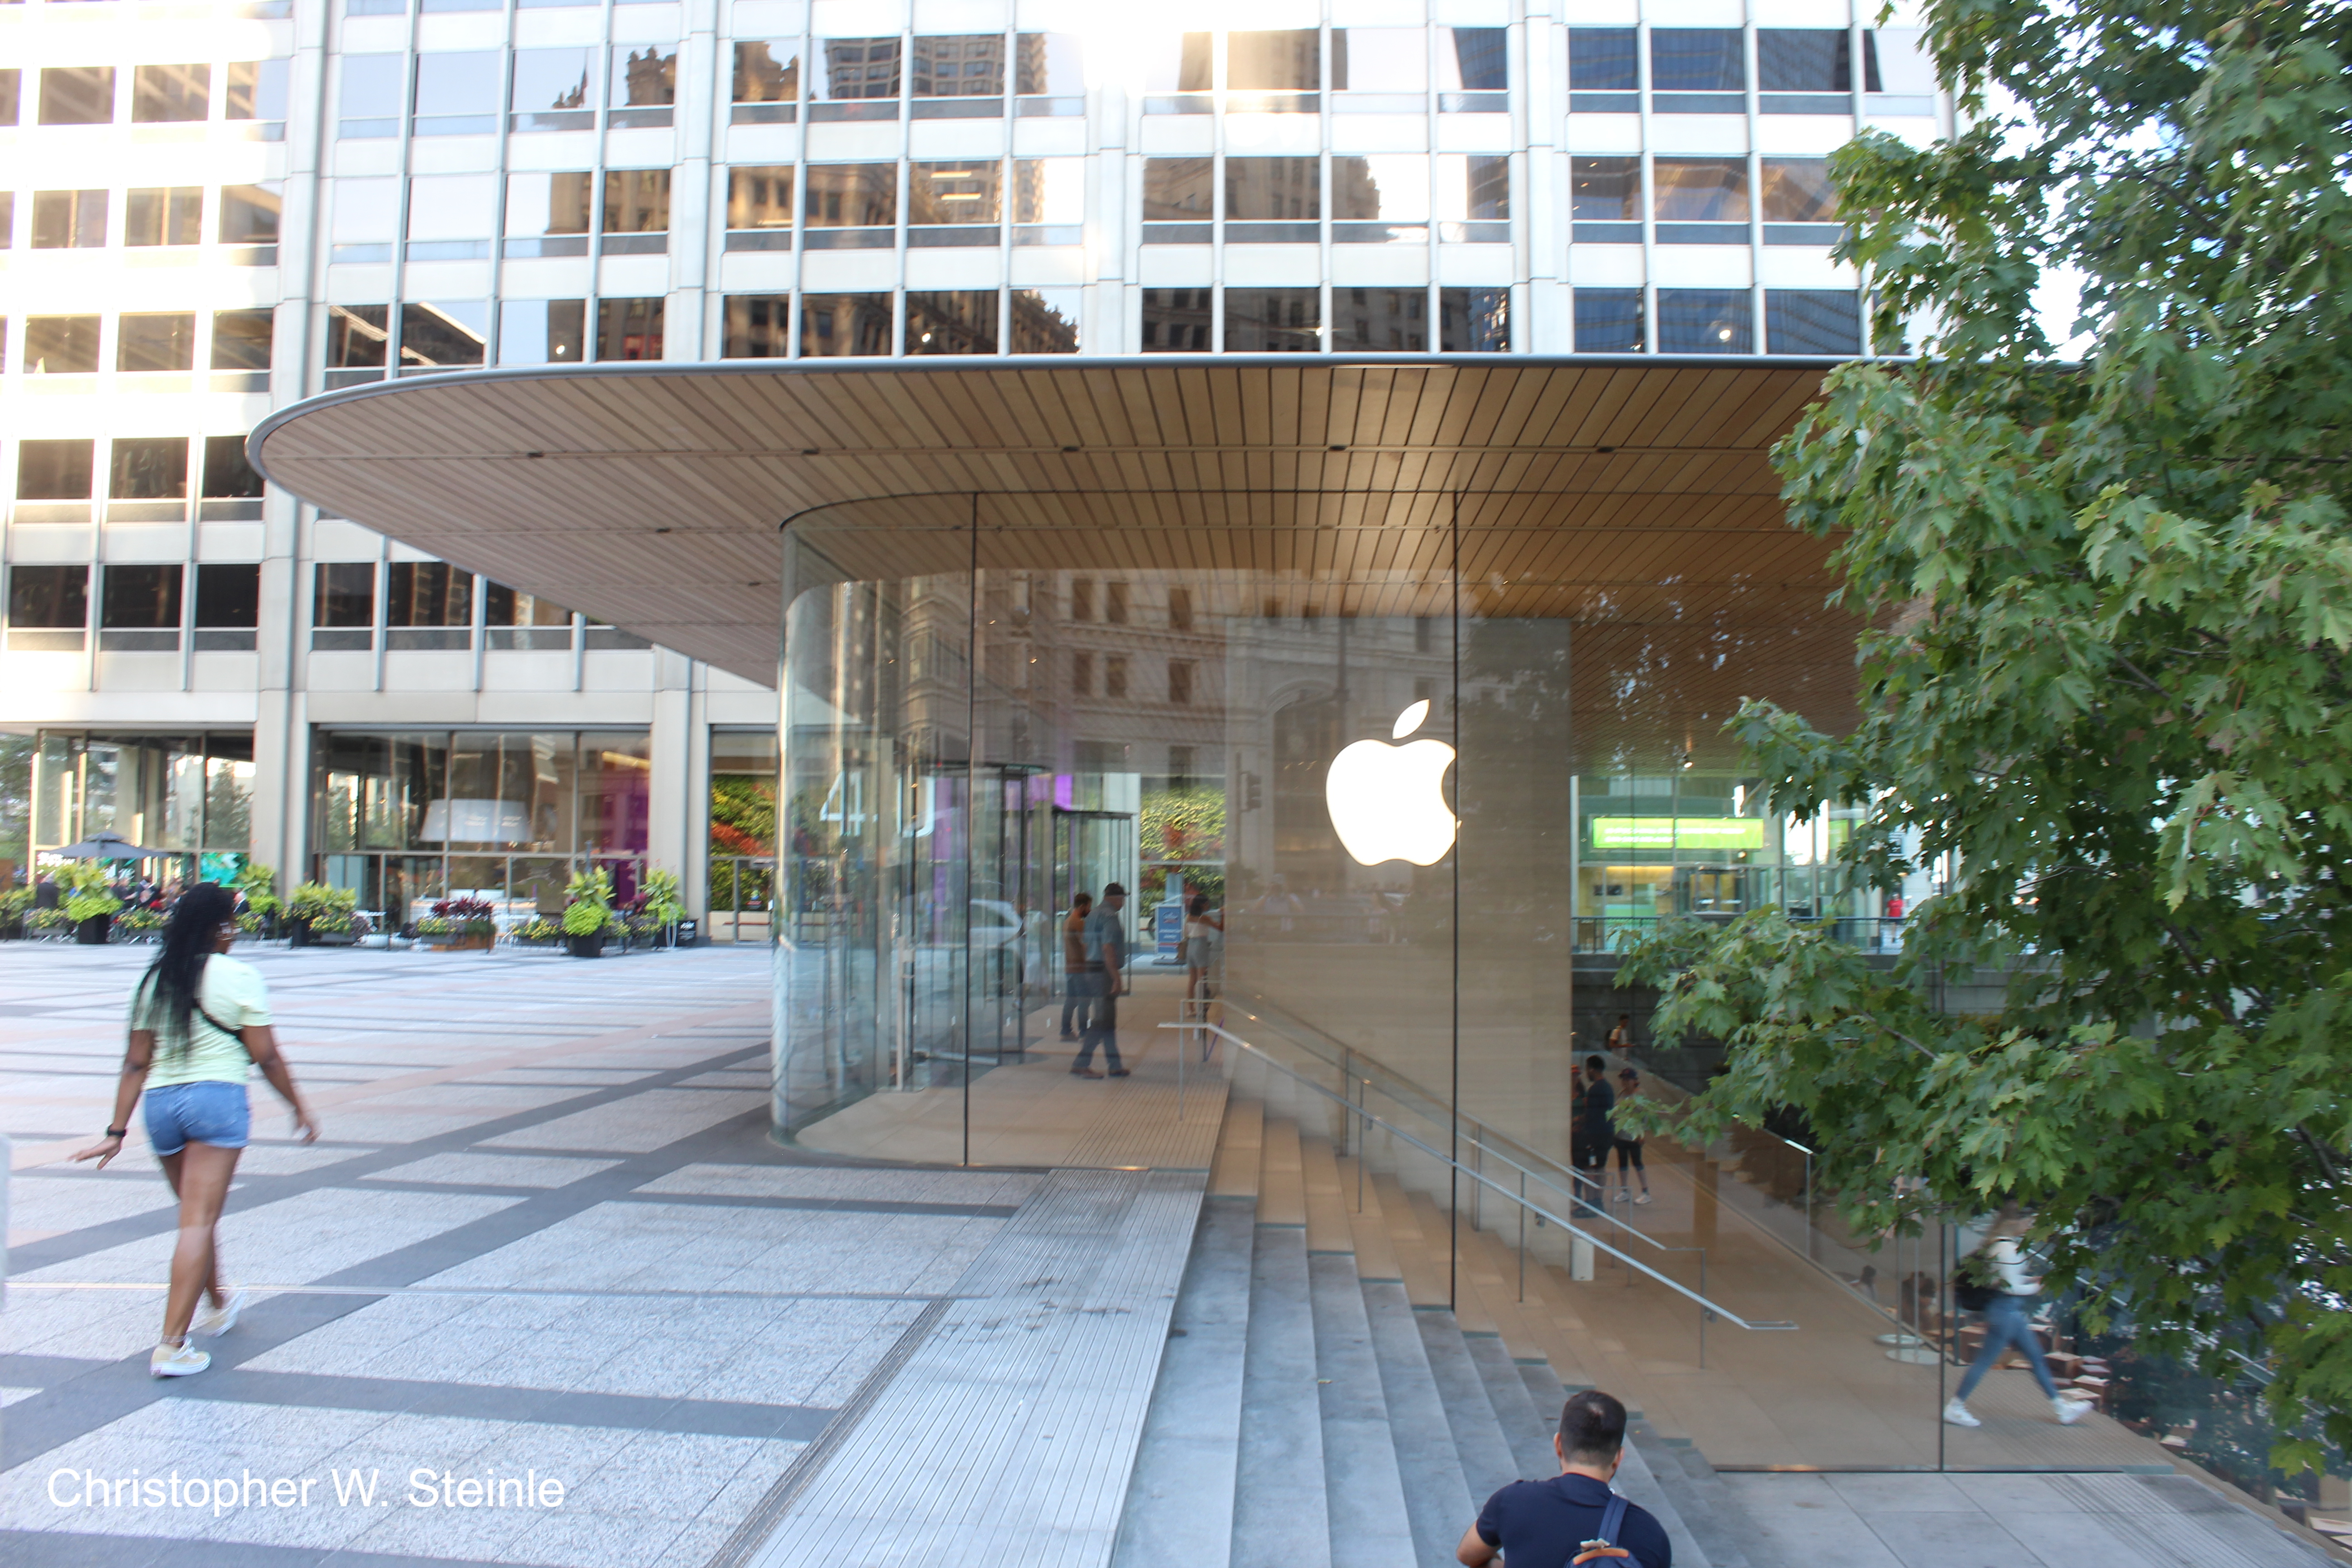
1598;1494;1628;1545
1570;1494;1635;1566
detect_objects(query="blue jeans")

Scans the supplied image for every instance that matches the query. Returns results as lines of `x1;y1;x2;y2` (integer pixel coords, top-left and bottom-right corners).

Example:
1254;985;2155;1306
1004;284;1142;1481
1956;1294;2060;1401
144;1080;251;1156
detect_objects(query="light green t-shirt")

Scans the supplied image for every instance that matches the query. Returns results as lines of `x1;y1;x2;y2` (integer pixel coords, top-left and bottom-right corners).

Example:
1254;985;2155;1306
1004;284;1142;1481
130;955;272;1087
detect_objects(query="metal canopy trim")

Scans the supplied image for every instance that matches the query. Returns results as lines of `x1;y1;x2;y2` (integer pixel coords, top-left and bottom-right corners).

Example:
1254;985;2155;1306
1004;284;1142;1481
249;355;1854;693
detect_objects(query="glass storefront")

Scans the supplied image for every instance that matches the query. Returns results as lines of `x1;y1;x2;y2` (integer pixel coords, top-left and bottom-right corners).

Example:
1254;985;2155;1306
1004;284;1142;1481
32;731;255;872
709;729;779;943
313;728;647;926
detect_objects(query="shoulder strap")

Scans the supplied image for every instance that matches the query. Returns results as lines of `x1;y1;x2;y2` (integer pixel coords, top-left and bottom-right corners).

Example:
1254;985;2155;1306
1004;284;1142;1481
1597;1493;1628;1546
196;1003;247;1043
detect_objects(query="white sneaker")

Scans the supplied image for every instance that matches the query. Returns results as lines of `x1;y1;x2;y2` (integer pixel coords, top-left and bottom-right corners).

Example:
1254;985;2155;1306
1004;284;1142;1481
2054;1397;2088;1425
1634;1192;1653;1205
1613;1190;1631;1203
151;1340;211;1378
194;1287;247;1338
1942;1398;1980;1428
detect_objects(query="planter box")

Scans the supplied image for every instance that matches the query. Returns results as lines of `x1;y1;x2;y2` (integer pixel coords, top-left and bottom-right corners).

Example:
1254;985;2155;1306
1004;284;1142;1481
566;931;606;958
76;914;115;945
420;934;497;951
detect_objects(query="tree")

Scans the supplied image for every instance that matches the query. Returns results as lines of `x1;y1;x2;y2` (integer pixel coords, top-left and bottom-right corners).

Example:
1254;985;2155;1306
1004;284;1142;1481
1618;0;2352;1462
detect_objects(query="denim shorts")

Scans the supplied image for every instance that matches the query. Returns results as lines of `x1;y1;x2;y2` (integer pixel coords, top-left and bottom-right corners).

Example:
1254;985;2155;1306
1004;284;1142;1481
143;1080;251;1156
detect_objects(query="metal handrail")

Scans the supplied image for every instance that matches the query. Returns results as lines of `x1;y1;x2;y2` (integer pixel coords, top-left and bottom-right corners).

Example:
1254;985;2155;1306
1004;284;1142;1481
1165;1020;1796;1332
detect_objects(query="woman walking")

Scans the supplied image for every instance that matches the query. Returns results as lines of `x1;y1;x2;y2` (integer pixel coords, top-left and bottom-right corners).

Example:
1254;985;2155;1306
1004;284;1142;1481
1182;893;1223;1004
74;882;318;1377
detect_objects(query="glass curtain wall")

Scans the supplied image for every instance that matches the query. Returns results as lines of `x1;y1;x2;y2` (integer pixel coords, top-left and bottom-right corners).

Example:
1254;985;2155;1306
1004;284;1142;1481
31;732;256;878
313;729;648;927
710;728;780;942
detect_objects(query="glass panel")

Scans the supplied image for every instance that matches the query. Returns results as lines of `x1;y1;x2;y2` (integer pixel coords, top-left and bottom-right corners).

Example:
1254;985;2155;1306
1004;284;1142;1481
602;170;671;233
905;291;999;355
225;59;289;121
1224;288;1321;352
497;300;587;365
803;164;896;227
1140;289;1212;353
212;310;274;371
799;294;892;357
33;190;108;249
511;48;594;128
398;302;490;371
610;45;678;107
1226;157;1320;221
1332;155;1428;237
204;739;255;854
735;41;801;103
1009;288;1080;353
1333;29;1425;93
815;37;900;101
16;441;96;499
1766;289;1862;355
220;183;282;245
911;34;1003;98
1654;158;1750;222
1013;33;1082;95
593;299;665;362
1439;287;1509;352
1228;30;1319;91
1760;158;1838;222
722;295;792;359
125;188;204;248
1328;288;1426;352
579;733;651;856
109;438;189;497
910;161;1001;225
729;166;796;229
1568;29;1637;90
203;437;266;499
1651;29;1745;92
1441;27;1508;92
1758;29;1855;92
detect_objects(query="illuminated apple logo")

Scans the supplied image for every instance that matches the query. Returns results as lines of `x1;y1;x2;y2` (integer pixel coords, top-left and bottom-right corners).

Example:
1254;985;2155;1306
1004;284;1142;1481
1324;700;1457;867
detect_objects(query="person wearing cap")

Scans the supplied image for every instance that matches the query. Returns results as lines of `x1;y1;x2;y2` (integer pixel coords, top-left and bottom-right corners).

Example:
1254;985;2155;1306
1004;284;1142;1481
1073;882;1130;1078
1612;1067;1652;1205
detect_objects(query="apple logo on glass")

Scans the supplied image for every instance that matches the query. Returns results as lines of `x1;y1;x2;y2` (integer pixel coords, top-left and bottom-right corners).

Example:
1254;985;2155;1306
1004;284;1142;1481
1324;700;1457;867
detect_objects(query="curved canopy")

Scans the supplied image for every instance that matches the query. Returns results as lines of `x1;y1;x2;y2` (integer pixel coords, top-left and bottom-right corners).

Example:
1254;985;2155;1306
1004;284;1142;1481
250;357;1857;736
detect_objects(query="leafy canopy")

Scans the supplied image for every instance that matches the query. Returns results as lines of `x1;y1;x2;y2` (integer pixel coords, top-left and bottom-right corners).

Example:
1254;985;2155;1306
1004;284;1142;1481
1618;0;2352;1459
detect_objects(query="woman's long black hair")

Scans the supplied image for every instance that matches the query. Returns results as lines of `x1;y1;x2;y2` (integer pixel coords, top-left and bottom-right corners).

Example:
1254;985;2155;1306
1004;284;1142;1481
141;882;238;1049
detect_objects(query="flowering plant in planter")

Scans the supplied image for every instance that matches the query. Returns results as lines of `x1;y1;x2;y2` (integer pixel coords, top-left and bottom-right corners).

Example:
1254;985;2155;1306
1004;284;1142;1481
288;882;360;935
561;869;616;937
417;897;498;940
60;862;124;924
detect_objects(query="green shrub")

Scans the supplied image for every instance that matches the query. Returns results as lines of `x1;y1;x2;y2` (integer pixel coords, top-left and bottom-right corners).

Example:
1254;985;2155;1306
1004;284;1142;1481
59;863;123;923
638;867;686;928
234;860;281;916
289;882;359;934
561;868;614;936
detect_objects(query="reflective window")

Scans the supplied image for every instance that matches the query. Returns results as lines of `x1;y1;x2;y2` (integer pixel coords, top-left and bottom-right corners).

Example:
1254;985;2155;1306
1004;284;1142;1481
313;563;376;627
110;438;187;496
26;317;101;374
594;298;664;361
1568;29;1636;91
339;55;405;134
803;164;897;227
1659;289;1751;353
1329;287;1426;352
911;35;1004;97
413;50;500;133
31;190;108;249
132;64;209;122
1438;153;1509;223
1141;289;1211;352
213;310;274;371
1651;29;1745;91
387;562;472;626
1013;159;1083;225
125;188;202;247
1868;29;1939;94
1766;289;1862;355
1575;288;1644;352
497;300;586;364
602;170;671;233
1144;33;1212;93
407;174;498;255
331;177;398;261
1010;287;1080;353
1758;30;1858;92
721;295;791;358
1227;158;1320;220
610;45;677;122
1225;288;1320;352
103;564;183;627
1228;30;1319;91
0;68;19;126
1014;33;1083;96
325;304;391;369
485;583;572;628
799;293;892;357
9;566;89;625
0;191;11;246
1571;157;1639;220
818;37;900;100
1653;159;1749;221
1142;158;1212;221
220;183;282;245
910;162;1002;225
1441;28;1508;92
225;59;289;121
511;49;593;130
16;441;95;499
1440;287;1510;352
906;291;998;355
1761;159;1837;221
398;302;489;371
728;167;796;230
202;436;265;498
1332;155;1428;241
118;314;197;372
505;172;592;256
196;564;261;627
734;40;801;103
39;66;115;125
1333;29;1426;93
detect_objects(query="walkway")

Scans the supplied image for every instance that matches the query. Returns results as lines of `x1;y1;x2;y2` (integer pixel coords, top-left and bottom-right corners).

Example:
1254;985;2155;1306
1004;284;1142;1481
0;942;1197;1568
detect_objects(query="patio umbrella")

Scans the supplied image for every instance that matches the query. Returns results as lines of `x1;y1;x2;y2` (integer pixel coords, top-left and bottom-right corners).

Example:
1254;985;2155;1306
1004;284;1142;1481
50;832;180;860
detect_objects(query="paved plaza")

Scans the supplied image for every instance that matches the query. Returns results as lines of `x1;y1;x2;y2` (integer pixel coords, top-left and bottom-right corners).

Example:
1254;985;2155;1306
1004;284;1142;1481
0;941;1192;1568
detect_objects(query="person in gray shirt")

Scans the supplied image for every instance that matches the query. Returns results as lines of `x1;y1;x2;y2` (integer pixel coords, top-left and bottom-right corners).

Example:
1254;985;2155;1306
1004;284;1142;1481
1073;883;1130;1078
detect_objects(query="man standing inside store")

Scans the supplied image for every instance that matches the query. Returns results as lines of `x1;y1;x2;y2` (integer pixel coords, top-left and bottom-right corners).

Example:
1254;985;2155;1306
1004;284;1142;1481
1573;1055;1616;1211
1073;883;1130;1079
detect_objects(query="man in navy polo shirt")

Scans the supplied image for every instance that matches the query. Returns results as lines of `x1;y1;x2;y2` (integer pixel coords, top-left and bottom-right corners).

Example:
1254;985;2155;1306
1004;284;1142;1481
1457;1388;1671;1568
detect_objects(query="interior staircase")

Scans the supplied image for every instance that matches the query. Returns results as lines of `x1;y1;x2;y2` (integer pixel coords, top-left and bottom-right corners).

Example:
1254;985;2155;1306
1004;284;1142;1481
1110;1095;1754;1568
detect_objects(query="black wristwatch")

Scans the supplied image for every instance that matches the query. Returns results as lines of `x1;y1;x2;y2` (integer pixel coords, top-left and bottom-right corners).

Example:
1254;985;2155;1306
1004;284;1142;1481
105;1126;128;1138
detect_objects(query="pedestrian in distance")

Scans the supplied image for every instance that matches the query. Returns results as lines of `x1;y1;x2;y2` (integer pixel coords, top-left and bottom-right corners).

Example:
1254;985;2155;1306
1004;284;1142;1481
1944;1207;2089;1429
1612;1068;1652;1205
1073;883;1131;1078
1182;892;1223;1004
1458;1388;1671;1567
1606;1012;1634;1053
74;882;320;1377
1059;892;1095;1042
1572;1054;1615;1212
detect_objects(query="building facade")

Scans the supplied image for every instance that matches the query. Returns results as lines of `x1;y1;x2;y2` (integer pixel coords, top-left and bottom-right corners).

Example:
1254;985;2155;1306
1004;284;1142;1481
0;0;1946;932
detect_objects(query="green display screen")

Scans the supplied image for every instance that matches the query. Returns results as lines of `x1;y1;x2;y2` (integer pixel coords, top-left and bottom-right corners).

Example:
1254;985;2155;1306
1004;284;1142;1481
1589;817;1767;851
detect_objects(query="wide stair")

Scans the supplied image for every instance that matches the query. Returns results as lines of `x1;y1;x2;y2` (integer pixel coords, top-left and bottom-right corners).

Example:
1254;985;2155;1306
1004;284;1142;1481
1110;1097;1754;1568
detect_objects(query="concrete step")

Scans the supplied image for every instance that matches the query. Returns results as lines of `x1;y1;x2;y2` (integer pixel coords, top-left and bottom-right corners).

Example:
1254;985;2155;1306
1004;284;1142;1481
1258;1117;1307;1227
1413;1306;1524;1504
1298;1134;1354;1255
1208;1096;1264;1199
1231;1221;1331;1568
1360;1280;1478;1567
1305;1254;1418;1568
1629;1417;1754;1568
1111;1196;1254;1568
1465;1331;1558;1480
